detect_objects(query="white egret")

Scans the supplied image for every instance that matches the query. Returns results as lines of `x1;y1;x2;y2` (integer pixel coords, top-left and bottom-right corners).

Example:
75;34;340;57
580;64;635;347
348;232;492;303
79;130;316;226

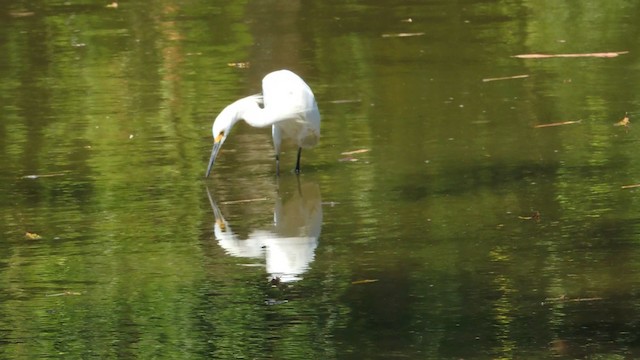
206;69;321;177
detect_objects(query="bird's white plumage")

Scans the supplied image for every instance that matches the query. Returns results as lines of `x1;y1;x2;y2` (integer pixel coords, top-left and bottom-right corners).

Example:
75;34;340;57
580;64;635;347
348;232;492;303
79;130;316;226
263;70;320;154
206;69;320;176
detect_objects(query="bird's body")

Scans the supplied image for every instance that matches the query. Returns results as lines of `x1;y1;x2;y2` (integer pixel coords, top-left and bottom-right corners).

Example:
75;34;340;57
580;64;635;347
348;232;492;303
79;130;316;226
206;70;320;176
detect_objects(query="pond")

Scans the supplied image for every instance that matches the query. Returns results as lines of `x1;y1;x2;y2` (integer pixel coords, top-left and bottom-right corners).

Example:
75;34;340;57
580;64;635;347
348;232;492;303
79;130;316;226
2;0;640;358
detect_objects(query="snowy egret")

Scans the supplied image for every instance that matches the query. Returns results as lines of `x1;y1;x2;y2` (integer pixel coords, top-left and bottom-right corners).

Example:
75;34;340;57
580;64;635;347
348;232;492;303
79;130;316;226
205;69;321;177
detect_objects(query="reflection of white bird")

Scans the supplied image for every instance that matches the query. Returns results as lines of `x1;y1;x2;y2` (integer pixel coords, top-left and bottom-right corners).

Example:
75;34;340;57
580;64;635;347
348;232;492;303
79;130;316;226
206;70;321;176
206;181;322;282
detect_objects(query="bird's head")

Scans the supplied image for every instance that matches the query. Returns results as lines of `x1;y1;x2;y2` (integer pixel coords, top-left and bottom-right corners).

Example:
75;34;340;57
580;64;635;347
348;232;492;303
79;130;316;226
205;95;264;177
205;106;239;177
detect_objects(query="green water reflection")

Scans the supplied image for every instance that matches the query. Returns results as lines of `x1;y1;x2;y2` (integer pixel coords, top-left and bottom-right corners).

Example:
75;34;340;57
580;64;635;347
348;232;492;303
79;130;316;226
2;0;640;358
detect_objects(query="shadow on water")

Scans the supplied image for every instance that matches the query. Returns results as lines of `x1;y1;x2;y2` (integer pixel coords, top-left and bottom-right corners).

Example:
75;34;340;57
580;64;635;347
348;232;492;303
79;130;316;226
393;157;630;201
392;160;557;201
205;177;322;283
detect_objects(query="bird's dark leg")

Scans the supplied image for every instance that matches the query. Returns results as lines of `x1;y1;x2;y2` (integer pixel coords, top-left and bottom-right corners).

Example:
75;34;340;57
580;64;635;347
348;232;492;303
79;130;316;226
275;154;280;176
295;147;302;174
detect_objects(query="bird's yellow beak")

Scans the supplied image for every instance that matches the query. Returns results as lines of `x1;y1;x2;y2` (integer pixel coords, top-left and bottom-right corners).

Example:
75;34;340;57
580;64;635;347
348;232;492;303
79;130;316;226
205;140;222;178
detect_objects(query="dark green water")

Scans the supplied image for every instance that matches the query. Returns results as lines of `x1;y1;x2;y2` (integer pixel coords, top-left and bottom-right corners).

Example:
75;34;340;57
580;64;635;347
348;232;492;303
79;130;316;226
2;0;640;358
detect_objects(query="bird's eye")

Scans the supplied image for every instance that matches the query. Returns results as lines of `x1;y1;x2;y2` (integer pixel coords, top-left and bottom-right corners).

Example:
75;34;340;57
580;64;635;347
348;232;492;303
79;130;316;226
215;131;224;143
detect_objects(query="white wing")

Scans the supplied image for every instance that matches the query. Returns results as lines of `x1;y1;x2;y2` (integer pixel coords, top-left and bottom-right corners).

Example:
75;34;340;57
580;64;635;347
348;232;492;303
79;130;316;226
262;70;321;148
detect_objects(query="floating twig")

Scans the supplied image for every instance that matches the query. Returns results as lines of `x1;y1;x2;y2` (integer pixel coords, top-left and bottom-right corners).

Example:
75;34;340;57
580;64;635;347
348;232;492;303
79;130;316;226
352;279;379;285
543;295;603;304
534;120;581;128
46;291;82;297
328;99;362;104
518;211;540;221
21;173;66;179
514;51;628;59
221;197;268;205
621;184;640;189
341;149;370;155
482;74;529;82
382;32;425;38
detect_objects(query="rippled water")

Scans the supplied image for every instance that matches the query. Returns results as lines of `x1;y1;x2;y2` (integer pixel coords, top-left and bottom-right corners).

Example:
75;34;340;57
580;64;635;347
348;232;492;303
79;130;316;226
2;0;640;358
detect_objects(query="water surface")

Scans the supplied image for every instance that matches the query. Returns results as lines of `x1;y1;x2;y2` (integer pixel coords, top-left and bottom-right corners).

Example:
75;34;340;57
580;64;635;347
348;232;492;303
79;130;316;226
2;0;640;358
